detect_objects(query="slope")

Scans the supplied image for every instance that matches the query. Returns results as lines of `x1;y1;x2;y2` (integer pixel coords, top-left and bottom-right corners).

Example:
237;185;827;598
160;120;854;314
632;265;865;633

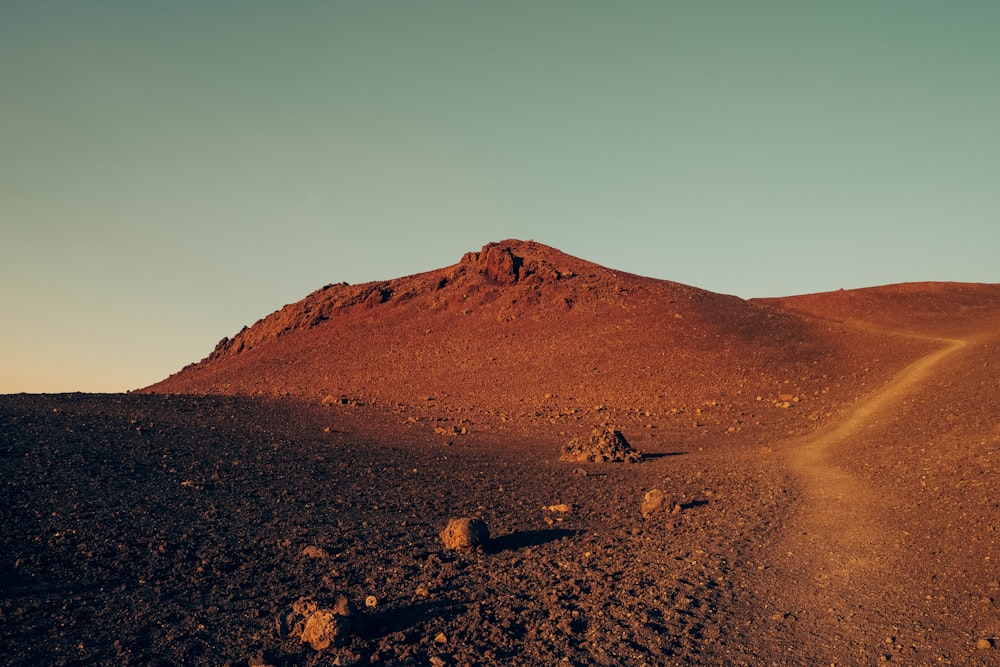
143;240;918;444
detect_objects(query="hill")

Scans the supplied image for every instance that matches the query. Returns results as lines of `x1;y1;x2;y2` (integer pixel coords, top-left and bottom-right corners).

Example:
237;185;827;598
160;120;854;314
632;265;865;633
144;240;941;445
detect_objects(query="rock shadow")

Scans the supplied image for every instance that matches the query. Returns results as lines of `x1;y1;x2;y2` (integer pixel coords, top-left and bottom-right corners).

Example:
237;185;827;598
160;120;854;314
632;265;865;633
488;528;578;553
360;599;464;638
642;452;685;460
680;499;709;510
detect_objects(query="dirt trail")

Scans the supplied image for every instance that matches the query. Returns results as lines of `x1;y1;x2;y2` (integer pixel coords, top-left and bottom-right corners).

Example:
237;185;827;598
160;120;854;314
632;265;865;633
743;333;968;663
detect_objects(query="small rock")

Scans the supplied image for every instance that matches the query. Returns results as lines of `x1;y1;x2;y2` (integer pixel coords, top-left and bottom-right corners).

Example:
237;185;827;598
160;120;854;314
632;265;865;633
301;545;329;559
977;638;994;650
439;518;490;550
248;652;278;667
365;595;378;609
301;610;350;651
546;503;571;513
434;632;448;644
640;489;665;517
330;594;354;617
429;657;447;667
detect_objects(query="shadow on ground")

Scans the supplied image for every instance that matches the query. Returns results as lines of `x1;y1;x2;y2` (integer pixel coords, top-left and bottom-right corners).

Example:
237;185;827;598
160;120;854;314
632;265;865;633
488;528;578;552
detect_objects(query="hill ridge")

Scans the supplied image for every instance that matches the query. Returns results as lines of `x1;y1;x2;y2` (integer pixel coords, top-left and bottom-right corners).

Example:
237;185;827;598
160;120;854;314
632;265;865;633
199;239;726;364
144;241;999;446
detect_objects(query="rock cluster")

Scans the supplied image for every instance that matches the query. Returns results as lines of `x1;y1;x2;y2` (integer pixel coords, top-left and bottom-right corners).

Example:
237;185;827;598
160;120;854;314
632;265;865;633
560;428;643;463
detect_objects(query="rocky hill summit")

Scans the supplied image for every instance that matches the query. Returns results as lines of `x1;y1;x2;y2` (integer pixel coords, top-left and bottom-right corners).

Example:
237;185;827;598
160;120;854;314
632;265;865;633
204;240;597;362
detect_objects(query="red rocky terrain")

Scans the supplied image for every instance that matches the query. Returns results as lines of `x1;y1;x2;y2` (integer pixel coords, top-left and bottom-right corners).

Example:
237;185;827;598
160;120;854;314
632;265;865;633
3;240;999;665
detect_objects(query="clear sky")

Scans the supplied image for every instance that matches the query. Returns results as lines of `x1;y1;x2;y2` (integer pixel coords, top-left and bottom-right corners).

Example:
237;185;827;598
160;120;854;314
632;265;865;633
2;1;998;393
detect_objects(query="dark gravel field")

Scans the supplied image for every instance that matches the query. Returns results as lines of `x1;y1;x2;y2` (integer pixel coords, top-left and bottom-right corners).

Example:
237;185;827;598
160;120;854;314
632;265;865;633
1;393;786;666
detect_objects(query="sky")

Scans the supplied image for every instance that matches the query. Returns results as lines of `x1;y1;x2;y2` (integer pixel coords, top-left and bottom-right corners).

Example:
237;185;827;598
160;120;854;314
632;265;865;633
2;1;998;393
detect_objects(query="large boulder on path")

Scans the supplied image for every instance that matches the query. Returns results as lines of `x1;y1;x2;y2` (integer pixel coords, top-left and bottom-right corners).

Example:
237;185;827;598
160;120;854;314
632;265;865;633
560;428;643;463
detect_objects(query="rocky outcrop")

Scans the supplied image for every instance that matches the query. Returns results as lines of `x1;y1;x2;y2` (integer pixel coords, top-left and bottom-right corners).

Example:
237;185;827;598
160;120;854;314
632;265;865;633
460;241;576;286
201;241;584;364
462;244;523;285
206;281;395;361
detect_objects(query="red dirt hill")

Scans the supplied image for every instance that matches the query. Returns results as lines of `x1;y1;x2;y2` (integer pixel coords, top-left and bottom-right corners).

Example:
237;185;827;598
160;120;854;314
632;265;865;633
144;240;961;444
756;281;1000;338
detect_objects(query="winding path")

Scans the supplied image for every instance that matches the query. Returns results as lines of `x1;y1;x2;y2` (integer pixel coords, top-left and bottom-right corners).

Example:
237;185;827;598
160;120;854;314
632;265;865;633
754;332;969;661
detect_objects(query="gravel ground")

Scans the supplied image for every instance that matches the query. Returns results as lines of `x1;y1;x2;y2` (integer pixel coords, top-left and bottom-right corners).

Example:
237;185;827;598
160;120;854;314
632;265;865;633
4;287;999;666
2;393;788;666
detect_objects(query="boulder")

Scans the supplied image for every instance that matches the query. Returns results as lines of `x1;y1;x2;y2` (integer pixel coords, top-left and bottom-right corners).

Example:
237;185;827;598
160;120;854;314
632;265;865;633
280;595;354;651
439;517;490;550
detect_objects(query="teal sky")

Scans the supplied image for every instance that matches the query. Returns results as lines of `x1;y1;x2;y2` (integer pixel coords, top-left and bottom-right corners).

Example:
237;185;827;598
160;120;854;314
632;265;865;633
2;1;998;393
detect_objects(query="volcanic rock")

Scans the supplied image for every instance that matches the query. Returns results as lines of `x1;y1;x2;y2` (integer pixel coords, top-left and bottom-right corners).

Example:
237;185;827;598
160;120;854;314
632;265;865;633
471;244;522;285
641;489;666;517
439;518;490;550
301;609;350;651
300;545;328;559
281;595;354;650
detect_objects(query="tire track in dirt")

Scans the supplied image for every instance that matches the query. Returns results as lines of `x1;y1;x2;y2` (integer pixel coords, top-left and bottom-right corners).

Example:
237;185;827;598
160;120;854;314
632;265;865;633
741;333;968;664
